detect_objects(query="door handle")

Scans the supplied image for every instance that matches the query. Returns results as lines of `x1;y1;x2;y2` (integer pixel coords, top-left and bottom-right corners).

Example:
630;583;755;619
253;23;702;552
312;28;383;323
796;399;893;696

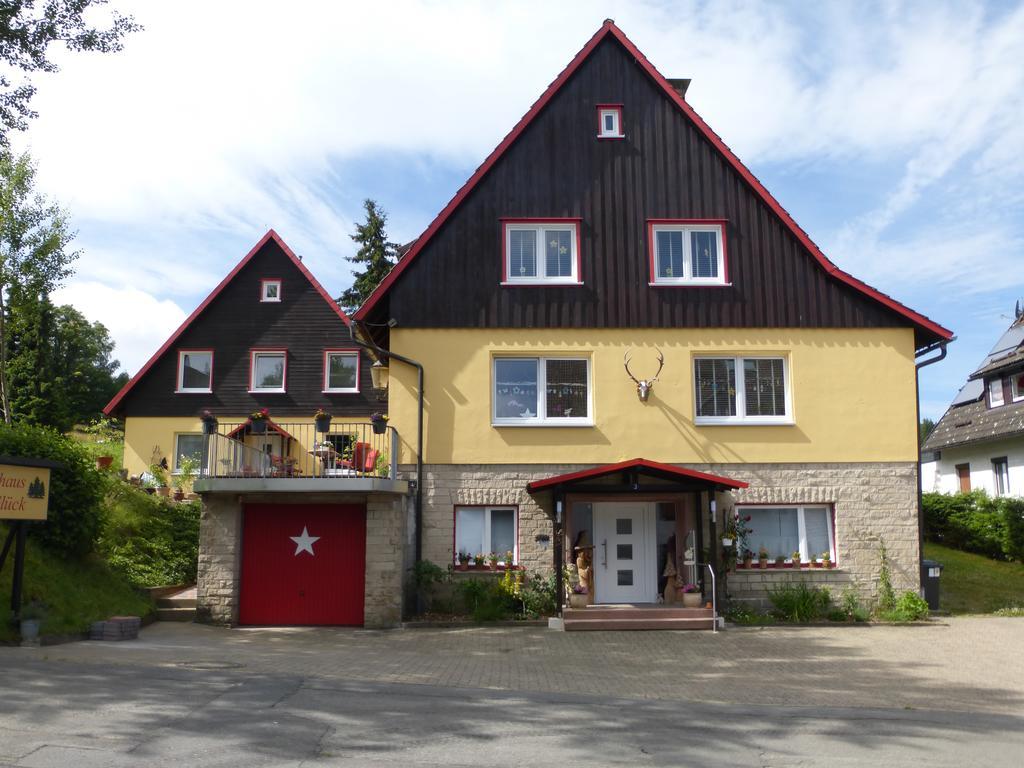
602;539;608;569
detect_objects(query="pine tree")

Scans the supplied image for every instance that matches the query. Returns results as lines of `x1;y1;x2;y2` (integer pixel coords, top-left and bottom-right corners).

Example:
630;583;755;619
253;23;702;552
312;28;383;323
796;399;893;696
339;199;398;313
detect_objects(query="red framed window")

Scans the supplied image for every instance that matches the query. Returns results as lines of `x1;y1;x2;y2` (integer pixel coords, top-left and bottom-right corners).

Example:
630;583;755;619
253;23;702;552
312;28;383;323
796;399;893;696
322;349;360;393
260;278;282;302
454;505;518;565
647;219;728;285
501;218;582;285
596;104;623;139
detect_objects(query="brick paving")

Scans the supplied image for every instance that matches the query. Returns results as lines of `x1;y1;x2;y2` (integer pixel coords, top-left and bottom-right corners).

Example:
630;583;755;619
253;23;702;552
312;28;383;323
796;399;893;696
8;617;1022;715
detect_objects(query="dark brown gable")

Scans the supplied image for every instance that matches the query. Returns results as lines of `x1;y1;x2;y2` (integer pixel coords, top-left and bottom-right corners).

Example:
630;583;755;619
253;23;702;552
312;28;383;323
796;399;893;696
361;27;950;350
109;237;376;417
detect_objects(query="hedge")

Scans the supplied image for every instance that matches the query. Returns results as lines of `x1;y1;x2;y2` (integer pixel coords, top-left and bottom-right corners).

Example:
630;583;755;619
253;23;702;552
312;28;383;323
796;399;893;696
923;491;1024;562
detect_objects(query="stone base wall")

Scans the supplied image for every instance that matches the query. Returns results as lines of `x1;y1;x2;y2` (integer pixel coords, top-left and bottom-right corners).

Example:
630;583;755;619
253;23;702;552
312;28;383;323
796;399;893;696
195;491;406;628
413;461;919;606
727;569;854;612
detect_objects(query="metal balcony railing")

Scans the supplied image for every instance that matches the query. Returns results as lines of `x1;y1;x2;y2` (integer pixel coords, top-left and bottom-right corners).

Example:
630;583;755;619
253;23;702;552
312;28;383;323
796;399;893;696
199;421;398;481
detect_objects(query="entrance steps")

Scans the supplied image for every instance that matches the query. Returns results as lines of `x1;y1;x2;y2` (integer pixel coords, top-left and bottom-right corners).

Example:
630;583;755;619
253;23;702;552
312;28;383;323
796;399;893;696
563;605;715;631
155;587;197;622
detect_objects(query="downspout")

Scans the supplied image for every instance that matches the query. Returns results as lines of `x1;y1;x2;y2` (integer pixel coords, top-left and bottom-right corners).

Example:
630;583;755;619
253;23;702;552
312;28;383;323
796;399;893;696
915;338;951;592
352;324;425;566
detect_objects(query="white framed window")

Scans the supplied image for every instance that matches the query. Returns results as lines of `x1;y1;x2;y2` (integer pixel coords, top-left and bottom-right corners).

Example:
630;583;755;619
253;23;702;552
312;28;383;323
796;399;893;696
176;350;213;393
249;350;287;392
260;279;282;302
993;457;1010;496
323;350;360;393
492;356;591;426
694;356;791;424
1011;372;1024;402
989;378;1005;407
173;433;205;473
649;221;726;284
502;221;580;284
597;105;623;138
455;506;517;564
738;505;835;563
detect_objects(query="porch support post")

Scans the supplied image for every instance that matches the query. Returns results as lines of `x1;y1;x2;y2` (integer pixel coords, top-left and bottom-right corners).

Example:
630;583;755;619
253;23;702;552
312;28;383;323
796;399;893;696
553;490;564;617
707;491;720;605
693;491;704;595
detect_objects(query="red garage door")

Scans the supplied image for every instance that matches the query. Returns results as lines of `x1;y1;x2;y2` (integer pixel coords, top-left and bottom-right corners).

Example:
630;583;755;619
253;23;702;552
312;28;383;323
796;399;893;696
239;503;366;626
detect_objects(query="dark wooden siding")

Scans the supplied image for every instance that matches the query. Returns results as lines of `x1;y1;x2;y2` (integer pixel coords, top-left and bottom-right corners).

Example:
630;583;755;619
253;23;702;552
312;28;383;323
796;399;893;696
117;240;377;417
380;36;912;336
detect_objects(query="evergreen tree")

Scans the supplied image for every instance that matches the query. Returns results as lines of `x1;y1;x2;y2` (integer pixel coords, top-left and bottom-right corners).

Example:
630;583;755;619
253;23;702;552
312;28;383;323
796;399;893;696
339;199;398;313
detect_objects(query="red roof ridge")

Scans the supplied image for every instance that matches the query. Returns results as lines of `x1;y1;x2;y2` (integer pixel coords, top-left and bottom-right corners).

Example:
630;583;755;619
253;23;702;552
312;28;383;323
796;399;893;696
103;229;350;415
353;21;952;345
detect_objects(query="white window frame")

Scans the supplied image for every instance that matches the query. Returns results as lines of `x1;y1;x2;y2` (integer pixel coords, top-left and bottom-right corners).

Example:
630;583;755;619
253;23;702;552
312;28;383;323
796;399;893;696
992;457;1010;496
502;221;580;285
492;355;593;427
693;355;792;425
649;223;726;285
454;506;518;565
322;350;360;393
989;378;1005;407
737;504;835;563
172;433;205;474
1010;372;1024;403
249;350;287;393
260;279;282;302
597;106;623;138
175;350;213;393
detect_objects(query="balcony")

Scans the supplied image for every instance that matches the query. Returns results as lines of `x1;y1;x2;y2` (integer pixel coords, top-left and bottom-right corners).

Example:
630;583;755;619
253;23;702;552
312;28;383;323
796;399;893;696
192;420;408;495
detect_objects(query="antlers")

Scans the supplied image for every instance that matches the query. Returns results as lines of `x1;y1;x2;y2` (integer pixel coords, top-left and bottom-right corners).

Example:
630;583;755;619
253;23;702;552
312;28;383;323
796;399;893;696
624;348;664;401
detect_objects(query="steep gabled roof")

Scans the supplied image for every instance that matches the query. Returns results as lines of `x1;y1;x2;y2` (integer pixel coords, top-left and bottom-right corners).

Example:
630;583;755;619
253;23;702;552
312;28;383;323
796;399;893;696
353;20;952;348
103;230;349;415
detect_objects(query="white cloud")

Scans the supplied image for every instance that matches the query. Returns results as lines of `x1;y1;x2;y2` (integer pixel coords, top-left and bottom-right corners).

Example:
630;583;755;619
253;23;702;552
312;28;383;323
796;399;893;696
50;282;186;375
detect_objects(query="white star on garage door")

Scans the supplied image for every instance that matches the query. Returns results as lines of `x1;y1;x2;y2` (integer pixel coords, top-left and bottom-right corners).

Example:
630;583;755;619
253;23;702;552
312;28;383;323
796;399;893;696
289;526;320;556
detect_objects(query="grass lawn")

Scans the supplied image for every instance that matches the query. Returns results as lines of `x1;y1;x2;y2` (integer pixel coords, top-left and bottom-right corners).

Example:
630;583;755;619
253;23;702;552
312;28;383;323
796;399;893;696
0;523;153;643
68;425;124;472
924;542;1024;614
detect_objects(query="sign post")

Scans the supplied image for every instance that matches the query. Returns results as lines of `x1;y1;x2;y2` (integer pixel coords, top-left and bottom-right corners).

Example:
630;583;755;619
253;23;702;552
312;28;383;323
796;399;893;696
0;456;58;622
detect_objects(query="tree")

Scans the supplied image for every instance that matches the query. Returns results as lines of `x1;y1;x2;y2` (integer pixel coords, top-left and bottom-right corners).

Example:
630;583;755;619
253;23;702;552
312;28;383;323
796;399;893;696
0;150;77;423
0;0;140;141
919;418;936;446
339;199;398;313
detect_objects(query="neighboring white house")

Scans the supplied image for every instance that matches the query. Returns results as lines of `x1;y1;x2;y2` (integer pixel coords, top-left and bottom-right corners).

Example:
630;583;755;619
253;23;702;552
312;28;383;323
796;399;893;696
922;305;1024;497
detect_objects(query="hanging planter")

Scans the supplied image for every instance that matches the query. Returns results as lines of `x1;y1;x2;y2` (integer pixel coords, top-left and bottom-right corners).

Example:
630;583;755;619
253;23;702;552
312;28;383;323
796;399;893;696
201;410;219;435
314;409;332;433
249;408;269;435
370;412;389;435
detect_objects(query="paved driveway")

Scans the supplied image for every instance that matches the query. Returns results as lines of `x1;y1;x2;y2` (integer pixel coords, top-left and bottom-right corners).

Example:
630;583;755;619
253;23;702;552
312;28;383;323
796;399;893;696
8;617;1023;714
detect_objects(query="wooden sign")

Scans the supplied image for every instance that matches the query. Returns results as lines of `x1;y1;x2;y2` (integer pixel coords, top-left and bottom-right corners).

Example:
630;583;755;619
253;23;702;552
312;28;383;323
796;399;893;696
0;462;51;521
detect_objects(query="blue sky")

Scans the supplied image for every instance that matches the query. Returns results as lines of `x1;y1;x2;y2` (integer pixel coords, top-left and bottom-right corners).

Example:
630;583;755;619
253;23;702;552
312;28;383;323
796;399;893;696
11;0;1024;421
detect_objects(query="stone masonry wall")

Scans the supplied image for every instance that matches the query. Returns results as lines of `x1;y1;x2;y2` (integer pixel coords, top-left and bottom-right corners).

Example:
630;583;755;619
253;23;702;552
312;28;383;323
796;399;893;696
414;462;919;604
195;492;406;628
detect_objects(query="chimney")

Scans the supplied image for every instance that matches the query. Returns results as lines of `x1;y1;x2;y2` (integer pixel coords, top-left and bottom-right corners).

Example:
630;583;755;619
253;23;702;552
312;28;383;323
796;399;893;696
667;78;691;99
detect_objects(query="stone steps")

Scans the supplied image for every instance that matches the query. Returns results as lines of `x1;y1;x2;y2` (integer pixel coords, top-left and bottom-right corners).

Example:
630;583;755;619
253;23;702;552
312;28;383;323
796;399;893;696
155;591;196;622
563;606;715;631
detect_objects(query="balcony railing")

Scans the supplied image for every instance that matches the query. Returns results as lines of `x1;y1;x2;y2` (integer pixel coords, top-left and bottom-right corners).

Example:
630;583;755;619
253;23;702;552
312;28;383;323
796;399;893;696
199;421;398;481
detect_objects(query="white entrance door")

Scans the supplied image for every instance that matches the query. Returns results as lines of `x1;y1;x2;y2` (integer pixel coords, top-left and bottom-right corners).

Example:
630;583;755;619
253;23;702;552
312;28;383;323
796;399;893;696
593;502;656;603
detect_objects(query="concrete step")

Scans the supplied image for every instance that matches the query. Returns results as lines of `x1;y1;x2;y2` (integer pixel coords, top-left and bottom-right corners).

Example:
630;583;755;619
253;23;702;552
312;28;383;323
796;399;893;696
157;596;197;609
564;617;716;631
155;607;195;622
563;607;713;621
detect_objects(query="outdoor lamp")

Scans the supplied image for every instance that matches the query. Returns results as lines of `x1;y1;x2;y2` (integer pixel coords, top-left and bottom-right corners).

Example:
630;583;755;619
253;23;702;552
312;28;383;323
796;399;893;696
370;360;389;399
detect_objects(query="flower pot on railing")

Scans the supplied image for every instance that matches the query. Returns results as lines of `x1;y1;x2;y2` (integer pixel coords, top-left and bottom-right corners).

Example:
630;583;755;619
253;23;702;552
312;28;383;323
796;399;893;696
249;408;269;435
314;411;332;433
370;413;388;435
201;412;218;435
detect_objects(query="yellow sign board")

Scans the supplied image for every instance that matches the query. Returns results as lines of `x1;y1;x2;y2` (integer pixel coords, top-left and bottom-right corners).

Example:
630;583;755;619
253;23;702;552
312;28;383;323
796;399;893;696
0;463;51;520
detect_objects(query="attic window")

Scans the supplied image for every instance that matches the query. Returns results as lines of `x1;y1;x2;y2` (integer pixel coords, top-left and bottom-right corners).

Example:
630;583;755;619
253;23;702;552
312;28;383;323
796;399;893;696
597;105;623;138
176;350;213;393
501;220;581;285
648;220;727;285
1012;372;1024;402
260;279;282;302
988;378;1005;408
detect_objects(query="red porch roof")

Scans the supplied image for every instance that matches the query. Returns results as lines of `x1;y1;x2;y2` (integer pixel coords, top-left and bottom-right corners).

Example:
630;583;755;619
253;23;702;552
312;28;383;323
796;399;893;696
225;417;296;441
525;458;748;493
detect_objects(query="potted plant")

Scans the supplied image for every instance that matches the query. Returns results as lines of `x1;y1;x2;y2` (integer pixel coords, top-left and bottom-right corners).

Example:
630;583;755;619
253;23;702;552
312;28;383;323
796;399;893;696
95;455;114;470
774;554;785;569
201;409;218;435
569;584;589;608
811;554;822;568
314;408;332;433
791;550;802;569
370;412;389;435
19;600;45;644
457;551;470;571
741;550;753;569
473;553;485;569
505;550;515;569
758;545;769;569
488;552;499;571
249;407;269;435
172;456;199;501
150;462;170;497
679;583;702;608
822;551;832;568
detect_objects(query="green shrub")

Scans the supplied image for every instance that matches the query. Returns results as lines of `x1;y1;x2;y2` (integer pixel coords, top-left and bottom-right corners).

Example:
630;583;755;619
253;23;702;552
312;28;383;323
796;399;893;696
839;587;869;622
879;590;930;622
923;491;1008;560
409;559;449;611
1002;498;1024;562
97;483;199;586
725;604;774;625
520;572;557;618
768;583;831;622
0;422;106;557
877;541;896;611
455;577;517;621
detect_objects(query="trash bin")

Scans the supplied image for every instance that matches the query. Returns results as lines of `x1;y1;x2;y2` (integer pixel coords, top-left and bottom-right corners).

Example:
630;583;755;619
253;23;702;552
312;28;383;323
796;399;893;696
920;559;943;611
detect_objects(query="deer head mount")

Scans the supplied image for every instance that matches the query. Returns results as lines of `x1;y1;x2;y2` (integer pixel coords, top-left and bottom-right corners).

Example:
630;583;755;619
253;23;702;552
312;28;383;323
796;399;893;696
624;348;664;402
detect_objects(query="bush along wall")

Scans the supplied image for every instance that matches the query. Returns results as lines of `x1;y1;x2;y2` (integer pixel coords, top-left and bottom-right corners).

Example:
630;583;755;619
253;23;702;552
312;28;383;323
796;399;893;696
923;491;1024;562
0;422;106;557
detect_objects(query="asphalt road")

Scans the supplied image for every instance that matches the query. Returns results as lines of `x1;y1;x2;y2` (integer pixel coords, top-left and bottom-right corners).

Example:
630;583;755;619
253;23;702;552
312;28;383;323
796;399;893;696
1;659;1021;767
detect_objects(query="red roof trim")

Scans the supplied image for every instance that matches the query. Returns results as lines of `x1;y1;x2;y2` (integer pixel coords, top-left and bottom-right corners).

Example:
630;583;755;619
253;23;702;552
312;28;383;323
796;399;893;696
525;457;748;492
225;416;295;441
103;230;350;415
353;20;952;343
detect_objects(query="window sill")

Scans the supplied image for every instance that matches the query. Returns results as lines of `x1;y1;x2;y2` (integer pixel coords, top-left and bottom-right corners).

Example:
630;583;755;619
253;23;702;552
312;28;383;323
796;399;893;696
732;564;840;572
597;134;625;140
248;389;287;394
695;418;793;426
260;298;282;303
322;389;360;394
500;281;583;287
492;420;594;428
175;389;212;394
453;565;522;574
648;281;732;288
